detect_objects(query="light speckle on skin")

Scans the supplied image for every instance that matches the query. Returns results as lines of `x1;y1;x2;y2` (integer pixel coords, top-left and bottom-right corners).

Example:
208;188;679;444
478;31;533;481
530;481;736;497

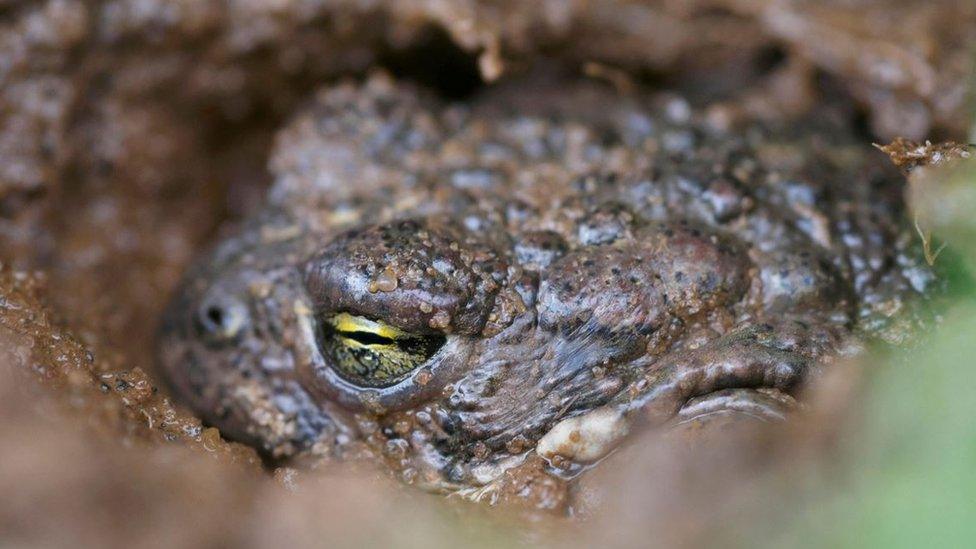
369;267;399;293
260;224;302;243
536;407;629;463
248;280;272;299
428;310;451;329
292;300;312;317
413;368;432;386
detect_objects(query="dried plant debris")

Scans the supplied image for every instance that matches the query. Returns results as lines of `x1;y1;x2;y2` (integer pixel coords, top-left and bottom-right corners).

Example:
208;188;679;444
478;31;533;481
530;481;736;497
876;138;973;173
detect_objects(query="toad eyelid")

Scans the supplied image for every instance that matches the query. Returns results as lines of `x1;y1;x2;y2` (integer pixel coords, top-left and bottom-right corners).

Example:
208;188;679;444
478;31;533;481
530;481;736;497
329;312;406;340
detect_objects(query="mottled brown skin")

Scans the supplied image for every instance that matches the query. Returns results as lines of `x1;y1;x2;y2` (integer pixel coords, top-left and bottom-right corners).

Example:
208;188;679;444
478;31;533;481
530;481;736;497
157;74;935;503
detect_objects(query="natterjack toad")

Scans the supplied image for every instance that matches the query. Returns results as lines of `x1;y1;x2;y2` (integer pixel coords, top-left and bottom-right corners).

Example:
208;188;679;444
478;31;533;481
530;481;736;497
157;73;936;506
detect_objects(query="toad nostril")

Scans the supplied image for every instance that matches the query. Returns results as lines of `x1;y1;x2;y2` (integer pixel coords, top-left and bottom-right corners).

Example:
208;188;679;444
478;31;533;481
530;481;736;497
205;306;224;327
195;296;248;341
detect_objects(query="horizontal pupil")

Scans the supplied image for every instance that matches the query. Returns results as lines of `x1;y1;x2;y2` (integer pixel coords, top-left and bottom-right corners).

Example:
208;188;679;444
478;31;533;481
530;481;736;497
338;330;396;346
336;328;444;356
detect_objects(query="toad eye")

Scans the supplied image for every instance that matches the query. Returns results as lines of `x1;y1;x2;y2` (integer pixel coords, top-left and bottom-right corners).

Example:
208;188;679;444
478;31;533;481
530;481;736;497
319;313;446;388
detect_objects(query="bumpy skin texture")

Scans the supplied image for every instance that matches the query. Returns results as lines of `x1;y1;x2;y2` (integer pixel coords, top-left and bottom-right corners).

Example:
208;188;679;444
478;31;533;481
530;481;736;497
158;74;936;503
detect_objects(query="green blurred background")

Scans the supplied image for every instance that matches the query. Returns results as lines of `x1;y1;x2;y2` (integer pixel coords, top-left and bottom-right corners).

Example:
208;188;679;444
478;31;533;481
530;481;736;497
777;125;976;548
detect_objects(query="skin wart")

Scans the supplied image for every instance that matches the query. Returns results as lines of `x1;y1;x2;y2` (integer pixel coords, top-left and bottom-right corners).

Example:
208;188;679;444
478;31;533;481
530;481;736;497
156;73;938;510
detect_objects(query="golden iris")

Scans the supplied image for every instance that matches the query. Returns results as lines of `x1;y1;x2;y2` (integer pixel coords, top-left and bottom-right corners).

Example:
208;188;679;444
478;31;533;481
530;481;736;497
320;313;445;387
